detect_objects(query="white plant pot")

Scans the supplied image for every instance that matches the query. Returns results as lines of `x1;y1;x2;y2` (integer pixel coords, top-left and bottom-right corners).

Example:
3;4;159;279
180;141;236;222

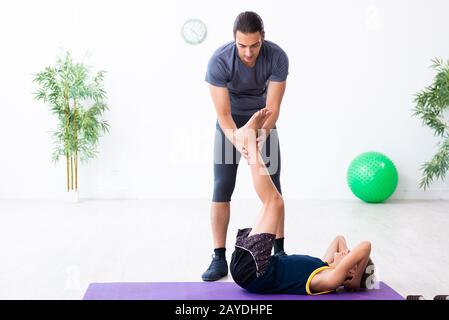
64;190;79;203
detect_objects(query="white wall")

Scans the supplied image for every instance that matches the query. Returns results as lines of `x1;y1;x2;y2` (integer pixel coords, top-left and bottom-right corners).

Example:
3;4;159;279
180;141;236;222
1;0;448;200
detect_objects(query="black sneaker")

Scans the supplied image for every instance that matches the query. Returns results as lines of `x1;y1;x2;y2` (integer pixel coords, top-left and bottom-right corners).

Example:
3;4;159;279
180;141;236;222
201;254;228;281
274;250;287;257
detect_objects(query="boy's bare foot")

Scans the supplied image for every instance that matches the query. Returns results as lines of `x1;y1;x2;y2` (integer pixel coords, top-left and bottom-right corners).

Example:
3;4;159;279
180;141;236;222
242;108;272;131
235;108;272;145
233;108;272;161
236;108;272;162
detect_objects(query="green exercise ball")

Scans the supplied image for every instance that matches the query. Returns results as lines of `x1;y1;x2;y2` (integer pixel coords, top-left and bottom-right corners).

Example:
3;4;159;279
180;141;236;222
347;151;398;203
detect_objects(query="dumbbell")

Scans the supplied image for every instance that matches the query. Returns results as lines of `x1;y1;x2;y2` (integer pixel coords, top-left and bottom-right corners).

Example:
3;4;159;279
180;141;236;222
406;295;425;300
406;295;449;300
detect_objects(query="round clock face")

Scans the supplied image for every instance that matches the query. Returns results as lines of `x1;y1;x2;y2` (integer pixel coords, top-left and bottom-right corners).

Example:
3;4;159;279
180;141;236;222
181;19;207;45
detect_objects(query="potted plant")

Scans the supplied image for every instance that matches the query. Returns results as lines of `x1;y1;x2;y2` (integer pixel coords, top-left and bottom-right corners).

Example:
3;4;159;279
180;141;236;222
413;58;449;190
33;52;110;202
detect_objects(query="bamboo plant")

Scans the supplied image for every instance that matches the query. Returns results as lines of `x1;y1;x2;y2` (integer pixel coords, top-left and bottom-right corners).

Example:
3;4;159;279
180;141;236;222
412;58;449;190
33;52;110;192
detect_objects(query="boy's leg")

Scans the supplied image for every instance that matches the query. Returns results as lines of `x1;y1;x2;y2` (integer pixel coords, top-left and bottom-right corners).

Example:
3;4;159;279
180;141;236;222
261;126;285;252
248;194;284;236
236;109;284;237
229;110;283;289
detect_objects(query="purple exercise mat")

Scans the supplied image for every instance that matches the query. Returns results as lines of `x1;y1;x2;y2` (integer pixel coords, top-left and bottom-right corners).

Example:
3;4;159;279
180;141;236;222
83;281;403;300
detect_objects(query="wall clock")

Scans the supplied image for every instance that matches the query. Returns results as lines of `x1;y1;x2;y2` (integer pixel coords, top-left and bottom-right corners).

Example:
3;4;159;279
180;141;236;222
181;19;207;45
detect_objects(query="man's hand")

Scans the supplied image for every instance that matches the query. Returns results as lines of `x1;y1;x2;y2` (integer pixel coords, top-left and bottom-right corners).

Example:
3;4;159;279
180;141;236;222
256;129;268;152
233;128;250;160
234;108;273;162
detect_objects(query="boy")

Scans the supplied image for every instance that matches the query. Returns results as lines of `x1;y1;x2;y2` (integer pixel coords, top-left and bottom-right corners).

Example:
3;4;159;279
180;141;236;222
230;109;375;295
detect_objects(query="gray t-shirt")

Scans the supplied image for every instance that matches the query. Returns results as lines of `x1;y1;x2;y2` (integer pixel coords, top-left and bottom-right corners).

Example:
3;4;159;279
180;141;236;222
205;40;289;116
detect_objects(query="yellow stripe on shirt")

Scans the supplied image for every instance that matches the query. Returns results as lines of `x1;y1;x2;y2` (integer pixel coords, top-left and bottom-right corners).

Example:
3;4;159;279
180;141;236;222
306;266;335;295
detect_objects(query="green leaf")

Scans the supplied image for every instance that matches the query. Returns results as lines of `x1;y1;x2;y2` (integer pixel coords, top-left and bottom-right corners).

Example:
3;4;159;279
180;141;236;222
413;58;449;189
32;51;110;182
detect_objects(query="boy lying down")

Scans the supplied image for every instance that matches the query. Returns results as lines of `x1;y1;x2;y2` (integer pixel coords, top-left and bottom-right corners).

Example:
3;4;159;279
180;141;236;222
230;108;375;295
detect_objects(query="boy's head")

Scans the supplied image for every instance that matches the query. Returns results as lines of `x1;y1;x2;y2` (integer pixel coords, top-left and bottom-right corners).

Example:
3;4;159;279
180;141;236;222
343;258;376;290
359;258;376;289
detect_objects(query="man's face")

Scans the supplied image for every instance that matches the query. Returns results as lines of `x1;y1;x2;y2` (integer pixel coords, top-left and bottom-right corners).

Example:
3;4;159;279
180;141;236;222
235;31;263;66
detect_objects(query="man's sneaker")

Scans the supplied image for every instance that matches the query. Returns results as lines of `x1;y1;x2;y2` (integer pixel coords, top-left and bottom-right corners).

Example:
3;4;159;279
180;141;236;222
274;250;287;257
201;254;228;281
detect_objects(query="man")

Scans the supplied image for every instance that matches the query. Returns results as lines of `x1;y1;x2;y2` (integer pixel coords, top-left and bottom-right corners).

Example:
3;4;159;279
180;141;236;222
202;11;289;281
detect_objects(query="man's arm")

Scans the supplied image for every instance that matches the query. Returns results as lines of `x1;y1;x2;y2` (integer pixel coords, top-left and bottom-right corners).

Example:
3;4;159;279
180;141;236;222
209;84;249;159
209;84;235;139
257;80;286;150
262;80;286;130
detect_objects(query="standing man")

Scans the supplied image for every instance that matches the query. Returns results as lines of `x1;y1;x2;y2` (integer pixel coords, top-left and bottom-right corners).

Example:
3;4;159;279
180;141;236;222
202;11;289;281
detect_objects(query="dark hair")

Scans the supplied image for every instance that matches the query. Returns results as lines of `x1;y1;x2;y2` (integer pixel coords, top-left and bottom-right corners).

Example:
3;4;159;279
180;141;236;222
233;11;265;39
360;258;376;289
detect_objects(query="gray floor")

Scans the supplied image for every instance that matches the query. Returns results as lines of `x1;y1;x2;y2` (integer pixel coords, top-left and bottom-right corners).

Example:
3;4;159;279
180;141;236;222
0;199;448;299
